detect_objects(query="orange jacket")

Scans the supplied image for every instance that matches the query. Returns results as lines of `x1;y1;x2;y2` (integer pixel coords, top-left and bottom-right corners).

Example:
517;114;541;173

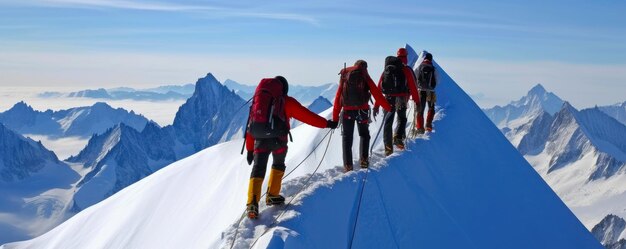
332;66;392;121
246;96;327;152
374;65;420;109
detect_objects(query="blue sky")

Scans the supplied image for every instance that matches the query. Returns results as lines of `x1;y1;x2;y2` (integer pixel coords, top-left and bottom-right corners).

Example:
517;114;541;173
1;0;625;108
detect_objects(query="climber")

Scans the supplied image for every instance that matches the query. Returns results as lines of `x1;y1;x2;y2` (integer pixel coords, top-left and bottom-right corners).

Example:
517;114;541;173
244;76;338;219
373;48;420;156
332;60;391;172
413;52;437;134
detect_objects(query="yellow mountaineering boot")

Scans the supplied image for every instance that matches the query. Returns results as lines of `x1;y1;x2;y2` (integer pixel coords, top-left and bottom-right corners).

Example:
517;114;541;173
246;177;263;219
266;169;285;206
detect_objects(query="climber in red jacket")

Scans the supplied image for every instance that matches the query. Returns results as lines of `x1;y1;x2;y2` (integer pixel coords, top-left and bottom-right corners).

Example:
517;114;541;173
374;48;421;156
244;76;337;219
332;60;391;171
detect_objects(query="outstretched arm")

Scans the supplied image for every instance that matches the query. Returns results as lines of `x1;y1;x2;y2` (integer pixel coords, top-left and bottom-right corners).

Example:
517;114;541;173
286;97;328;128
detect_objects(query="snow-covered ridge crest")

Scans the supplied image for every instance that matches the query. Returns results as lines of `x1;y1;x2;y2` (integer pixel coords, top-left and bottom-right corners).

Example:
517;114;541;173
2;54;601;249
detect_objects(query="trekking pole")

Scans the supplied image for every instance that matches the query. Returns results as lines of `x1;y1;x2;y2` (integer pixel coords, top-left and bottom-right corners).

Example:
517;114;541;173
236;97;253;155
235;97;253;114
240;107;252;155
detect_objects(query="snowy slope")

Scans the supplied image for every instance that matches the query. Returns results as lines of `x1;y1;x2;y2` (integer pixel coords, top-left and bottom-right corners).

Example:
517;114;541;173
0;123;79;244
3;55;600;249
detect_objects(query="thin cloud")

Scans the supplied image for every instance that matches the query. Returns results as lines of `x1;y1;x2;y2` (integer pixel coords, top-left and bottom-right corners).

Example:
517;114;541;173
9;0;319;25
36;0;221;11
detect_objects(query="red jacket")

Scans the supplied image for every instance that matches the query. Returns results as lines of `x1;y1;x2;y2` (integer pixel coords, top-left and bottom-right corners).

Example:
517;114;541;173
332;66;392;121
246;96;327;152
374;65;420;109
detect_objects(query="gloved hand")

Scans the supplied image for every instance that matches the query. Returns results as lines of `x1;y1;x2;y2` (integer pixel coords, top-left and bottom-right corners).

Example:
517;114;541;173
373;106;380;117
326;119;338;129
246;151;254;165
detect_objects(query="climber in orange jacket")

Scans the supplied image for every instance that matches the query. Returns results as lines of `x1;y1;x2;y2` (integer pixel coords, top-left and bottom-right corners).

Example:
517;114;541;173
244;76;337;219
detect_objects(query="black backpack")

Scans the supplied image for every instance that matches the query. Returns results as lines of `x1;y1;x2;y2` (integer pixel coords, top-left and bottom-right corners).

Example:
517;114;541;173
417;63;436;89
341;67;370;107
381;56;407;94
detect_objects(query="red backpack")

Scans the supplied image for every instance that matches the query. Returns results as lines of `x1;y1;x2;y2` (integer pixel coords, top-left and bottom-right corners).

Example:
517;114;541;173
340;67;370;107
247;78;289;138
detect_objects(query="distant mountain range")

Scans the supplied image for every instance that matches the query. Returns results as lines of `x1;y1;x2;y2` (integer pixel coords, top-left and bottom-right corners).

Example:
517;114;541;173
223;79;337;105
0;72;258;244
39;84;196;101
0;101;150;139
484;84;626;248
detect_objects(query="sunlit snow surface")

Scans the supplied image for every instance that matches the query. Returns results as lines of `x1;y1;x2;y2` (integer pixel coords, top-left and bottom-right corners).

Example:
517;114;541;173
3;59;601;249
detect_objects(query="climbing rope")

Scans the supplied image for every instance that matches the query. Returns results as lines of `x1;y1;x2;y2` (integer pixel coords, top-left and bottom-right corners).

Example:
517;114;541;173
370;112;388;156
228;129;334;249
247;130;335;249
347;166;370;249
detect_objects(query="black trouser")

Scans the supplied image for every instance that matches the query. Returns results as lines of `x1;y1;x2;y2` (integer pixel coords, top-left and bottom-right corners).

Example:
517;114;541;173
250;138;287;178
418;90;435;116
341;110;370;166
417;90;436;129
383;96;407;149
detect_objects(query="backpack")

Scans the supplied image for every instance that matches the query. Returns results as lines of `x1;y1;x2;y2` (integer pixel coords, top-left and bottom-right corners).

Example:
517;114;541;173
381;56;407;94
417;63;436;90
247;78;289;138
341;67;370;107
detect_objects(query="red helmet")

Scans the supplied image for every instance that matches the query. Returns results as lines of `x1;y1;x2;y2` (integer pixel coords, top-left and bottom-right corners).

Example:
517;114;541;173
397;48;408;57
